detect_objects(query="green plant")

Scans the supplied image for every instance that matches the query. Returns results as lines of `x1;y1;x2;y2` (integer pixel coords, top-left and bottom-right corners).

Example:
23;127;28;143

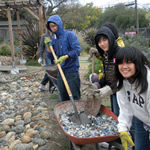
25;59;41;66
50;94;58;100
0;45;11;56
84;58;104;80
21;19;40;60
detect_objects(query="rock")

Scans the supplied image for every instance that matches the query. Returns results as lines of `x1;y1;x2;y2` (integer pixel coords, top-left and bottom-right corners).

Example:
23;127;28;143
26;129;38;138
2;124;10;132
0;139;8;146
2;118;14;126
0;131;6;138
14;125;24;134
9;139;21;150
40;131;51;139
5;132;15;141
13;143;33;150
32;138;46;146
22;135;32;143
23;112;32;119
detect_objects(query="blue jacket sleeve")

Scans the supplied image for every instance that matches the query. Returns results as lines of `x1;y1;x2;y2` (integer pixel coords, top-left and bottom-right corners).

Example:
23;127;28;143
67;31;81;58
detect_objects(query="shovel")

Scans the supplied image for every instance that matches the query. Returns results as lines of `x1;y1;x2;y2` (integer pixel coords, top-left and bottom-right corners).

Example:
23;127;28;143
84;54;102;116
48;44;91;125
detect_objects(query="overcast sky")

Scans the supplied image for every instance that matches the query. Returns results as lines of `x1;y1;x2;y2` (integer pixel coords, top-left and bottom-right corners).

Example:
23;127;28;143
79;0;150;9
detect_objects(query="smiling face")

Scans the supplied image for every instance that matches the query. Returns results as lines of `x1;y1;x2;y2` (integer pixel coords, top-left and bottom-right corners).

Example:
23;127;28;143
118;60;136;79
98;36;109;52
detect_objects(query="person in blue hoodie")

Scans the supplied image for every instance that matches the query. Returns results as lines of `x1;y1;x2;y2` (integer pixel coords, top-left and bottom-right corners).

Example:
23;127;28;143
44;14;81;101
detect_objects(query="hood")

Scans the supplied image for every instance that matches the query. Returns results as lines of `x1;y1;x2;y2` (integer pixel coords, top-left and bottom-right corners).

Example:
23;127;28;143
95;26;118;59
46;14;64;36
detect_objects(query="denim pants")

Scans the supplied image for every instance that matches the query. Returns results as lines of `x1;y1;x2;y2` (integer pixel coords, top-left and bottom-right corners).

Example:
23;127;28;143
41;57;54;87
130;117;150;150
57;72;80;101
110;93;119;116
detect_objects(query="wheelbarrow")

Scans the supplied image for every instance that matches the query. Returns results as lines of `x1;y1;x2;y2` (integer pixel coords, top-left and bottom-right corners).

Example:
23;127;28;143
42;64;58;93
54;100;121;150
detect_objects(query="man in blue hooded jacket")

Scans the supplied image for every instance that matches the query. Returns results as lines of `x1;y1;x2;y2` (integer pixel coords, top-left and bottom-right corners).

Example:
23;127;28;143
45;14;81;101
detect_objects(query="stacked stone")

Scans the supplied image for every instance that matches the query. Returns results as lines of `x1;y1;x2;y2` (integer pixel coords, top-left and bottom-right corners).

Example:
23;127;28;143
0;71;52;150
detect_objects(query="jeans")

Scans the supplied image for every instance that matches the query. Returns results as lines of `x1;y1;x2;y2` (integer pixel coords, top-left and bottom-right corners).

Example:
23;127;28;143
41;57;54;87
130;117;150;150
110;93;119;116
57;72;80;101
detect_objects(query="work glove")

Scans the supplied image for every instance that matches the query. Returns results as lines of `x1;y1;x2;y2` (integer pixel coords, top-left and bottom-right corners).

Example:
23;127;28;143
55;55;68;64
38;57;42;64
82;82;102;116
120;131;135;150
94;85;113;99
89;47;100;58
82;81;98;99
89;73;99;83
44;37;51;47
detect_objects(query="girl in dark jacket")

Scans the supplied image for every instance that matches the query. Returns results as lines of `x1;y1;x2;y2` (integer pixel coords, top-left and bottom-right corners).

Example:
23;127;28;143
94;25;120;116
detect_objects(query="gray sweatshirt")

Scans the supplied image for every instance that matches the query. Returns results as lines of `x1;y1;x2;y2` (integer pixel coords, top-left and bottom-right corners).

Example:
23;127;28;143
117;68;150;132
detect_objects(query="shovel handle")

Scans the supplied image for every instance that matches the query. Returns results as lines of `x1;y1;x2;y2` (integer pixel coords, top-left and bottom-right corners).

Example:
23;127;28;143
92;54;95;73
48;45;80;118
49;46;72;96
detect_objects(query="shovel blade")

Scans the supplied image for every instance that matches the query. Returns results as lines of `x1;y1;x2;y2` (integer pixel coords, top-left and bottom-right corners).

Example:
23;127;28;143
79;112;91;124
69;112;91;125
69;114;81;125
84;98;101;116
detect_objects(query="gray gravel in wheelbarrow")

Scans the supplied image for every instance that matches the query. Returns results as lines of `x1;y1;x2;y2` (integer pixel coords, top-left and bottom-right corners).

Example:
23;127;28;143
60;112;119;138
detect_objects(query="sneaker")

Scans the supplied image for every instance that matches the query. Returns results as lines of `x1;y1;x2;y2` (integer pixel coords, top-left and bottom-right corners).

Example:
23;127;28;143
39;84;45;91
99;142;109;148
50;85;57;93
99;142;117;149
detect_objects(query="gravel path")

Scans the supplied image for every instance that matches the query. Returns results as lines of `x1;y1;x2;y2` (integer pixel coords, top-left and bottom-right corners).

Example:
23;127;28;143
0;55;117;150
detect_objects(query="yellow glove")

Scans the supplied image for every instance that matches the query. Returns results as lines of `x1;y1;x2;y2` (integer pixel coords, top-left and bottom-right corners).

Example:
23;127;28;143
120;131;135;150
56;55;68;64
98;72;104;80
44;37;51;47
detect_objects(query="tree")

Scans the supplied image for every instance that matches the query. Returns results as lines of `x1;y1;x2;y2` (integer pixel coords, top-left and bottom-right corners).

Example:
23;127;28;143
96;4;149;30
145;11;150;25
43;0;77;14
55;3;102;30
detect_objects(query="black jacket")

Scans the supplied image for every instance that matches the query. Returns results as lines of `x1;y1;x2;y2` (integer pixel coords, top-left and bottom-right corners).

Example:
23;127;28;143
95;26;120;89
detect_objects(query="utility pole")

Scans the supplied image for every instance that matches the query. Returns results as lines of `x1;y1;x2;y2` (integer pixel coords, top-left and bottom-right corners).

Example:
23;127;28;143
135;0;139;34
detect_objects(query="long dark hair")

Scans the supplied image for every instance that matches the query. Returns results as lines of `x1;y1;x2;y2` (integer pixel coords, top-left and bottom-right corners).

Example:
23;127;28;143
115;46;150;94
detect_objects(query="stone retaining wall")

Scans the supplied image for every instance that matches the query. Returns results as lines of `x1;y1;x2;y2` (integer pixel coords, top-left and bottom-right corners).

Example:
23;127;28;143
0;56;20;65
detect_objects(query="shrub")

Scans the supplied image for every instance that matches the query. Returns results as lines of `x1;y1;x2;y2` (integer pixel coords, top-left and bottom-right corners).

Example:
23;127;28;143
21;19;40;60
83;28;97;47
25;59;41;66
0;45;11;56
72;30;90;55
